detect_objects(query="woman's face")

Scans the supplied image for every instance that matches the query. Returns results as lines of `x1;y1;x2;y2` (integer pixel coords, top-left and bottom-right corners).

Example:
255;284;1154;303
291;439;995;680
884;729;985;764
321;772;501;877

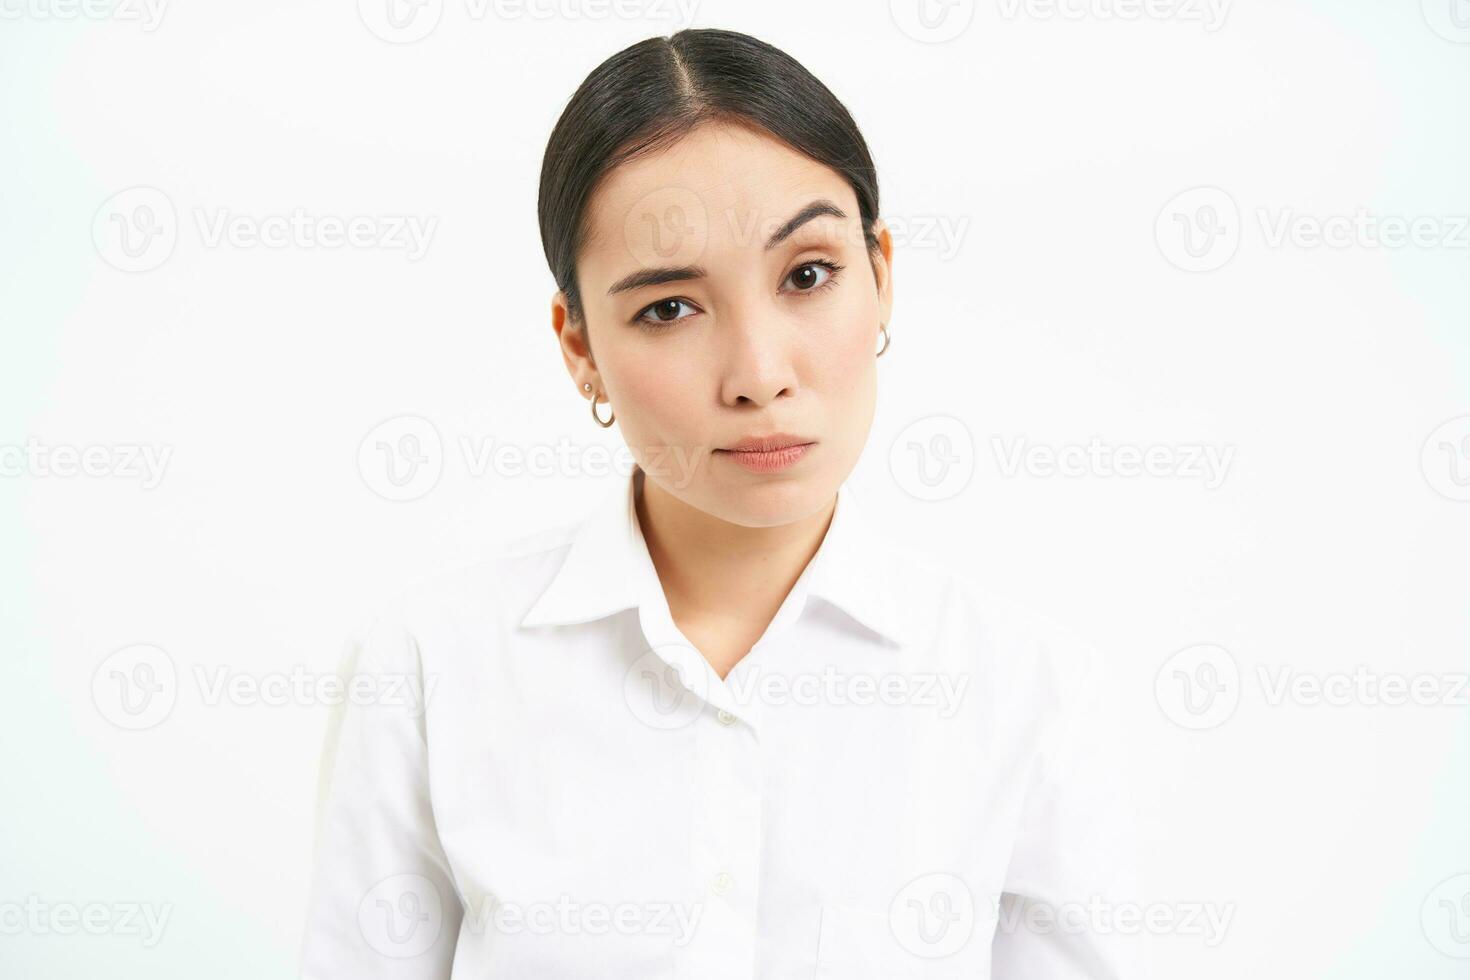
554;120;893;528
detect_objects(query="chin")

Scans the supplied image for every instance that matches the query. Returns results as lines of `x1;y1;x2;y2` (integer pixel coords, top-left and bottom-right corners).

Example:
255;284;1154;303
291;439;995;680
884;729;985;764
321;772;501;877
704;471;839;528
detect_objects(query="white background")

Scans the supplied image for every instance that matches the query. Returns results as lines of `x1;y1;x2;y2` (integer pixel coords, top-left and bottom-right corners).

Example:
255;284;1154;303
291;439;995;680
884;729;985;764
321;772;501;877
2;0;1468;976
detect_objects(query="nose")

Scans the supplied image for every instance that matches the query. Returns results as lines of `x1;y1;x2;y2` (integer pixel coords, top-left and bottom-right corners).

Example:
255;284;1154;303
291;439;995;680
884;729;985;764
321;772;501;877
718;307;797;408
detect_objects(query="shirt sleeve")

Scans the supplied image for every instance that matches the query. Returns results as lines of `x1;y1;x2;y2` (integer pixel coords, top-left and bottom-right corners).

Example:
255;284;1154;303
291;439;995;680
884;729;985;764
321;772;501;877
299;613;463;979
991;635;1145;980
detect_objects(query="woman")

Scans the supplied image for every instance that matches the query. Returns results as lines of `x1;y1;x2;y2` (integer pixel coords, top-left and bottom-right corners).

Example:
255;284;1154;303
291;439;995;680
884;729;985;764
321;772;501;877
301;28;1135;979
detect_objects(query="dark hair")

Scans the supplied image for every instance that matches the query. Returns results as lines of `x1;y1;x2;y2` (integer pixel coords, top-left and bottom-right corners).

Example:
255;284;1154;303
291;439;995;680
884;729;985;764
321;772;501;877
537;28;881;341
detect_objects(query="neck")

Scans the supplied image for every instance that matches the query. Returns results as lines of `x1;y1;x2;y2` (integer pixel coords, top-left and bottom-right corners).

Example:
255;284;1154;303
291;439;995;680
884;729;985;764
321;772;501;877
634;468;836;645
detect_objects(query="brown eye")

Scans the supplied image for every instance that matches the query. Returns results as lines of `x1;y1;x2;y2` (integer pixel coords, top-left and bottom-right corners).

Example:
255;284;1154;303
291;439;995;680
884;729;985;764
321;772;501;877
789;264;822;290
781;260;842;294
635;297;697;327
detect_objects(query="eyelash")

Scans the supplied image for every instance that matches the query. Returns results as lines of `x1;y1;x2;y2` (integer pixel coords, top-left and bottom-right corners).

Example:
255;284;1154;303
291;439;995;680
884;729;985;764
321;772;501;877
632;258;847;334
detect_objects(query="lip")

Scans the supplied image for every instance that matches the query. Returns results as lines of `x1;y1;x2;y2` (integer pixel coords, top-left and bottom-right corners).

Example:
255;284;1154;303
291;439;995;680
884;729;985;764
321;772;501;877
720;433;814;453
715;433;816;474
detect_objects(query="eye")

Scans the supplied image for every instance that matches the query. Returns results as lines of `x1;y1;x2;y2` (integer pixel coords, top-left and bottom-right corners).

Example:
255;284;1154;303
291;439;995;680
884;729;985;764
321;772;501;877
633;297;700;329
782;259;844;294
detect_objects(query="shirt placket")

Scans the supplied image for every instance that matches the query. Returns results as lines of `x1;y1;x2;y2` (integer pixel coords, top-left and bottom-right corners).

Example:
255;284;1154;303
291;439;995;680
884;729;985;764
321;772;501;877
681;698;763;979
626;521;775;978
627;486;875;978
630;601;766;978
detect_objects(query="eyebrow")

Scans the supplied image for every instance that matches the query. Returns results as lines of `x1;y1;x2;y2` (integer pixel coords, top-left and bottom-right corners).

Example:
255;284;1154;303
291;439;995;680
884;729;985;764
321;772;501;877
606;198;849;296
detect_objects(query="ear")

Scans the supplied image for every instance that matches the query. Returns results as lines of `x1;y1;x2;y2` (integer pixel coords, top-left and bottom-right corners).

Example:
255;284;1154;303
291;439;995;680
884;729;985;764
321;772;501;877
551;290;599;395
869;218;895;331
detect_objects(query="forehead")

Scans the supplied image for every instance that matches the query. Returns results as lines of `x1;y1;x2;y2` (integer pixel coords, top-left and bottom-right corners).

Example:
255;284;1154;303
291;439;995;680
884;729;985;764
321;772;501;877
579;120;858;274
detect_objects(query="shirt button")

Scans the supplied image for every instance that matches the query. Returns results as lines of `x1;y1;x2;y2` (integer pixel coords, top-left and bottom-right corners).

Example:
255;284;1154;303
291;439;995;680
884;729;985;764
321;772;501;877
716;709;737;726
710;872;734;896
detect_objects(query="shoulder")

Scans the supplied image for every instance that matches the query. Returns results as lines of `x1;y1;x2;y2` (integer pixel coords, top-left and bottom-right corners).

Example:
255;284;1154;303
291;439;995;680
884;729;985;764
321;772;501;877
342;512;586;654
882;545;1125;778
881;541;1105;709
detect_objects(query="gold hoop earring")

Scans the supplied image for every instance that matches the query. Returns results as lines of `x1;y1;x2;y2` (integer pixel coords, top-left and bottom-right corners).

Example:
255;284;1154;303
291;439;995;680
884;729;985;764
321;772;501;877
876;322;891;358
586;383;615;428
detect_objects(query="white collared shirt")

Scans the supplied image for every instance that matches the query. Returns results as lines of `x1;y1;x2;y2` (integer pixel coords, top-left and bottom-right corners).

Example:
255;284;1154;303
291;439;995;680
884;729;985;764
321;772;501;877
300;469;1137;979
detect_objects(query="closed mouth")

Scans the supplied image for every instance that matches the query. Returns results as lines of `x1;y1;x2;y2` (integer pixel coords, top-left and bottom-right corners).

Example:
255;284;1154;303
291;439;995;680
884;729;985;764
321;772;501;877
718;434;815;454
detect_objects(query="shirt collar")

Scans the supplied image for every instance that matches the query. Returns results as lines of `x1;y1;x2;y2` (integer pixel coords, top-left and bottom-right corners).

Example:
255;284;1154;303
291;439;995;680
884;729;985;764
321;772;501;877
518;468;911;648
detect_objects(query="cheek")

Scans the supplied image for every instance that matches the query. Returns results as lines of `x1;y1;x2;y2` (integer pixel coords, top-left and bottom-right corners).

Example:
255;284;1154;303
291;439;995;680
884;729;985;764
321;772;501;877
811;295;879;391
605;346;704;443
839;316;876;366
821;300;880;440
